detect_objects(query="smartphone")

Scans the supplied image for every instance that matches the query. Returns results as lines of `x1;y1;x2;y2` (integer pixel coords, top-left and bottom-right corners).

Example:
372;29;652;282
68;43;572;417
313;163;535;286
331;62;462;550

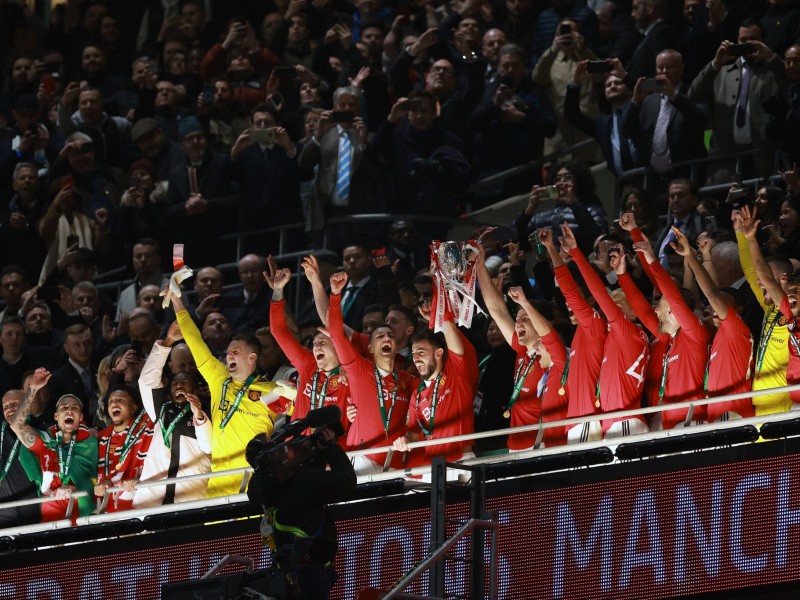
331;111;356;123
511;95;532;112
38;286;60;301
436;29;455;42
66;234;80;247
558;23;572;35
542;185;560;200
587;61;613;74
251;127;276;144
729;43;754;58
130;340;144;357
704;216;717;231
641;78;665;92
215;296;240;309
129;175;142;189
500;75;514;87
401;99;423;111
202;84;214;105
729;187;748;199
61;174;74;189
274;66;298;80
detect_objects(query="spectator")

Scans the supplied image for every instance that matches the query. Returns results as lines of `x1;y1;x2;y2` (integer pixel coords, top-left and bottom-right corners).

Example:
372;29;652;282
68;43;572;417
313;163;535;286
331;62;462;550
513;160;608;255
0;266;29;322
472;43;557;199
385;219;429;284
595;1;642;65
565;60;636;177
129;117;185;181
481;28;507;87
163;116;239;266
653;178;704;274
372;92;470;241
532;19;603;161
201;312;233;359
46;323;96;420
765;195;800;259
128;311;161;357
622;49;708;186
531;0;599;66
197;76;251;154
116;238;168;320
220;254;271;335
298;86;384;251
623;0;675;88
1;163;48;279
688;21;786;180
22;302;65;373
0;317;33;394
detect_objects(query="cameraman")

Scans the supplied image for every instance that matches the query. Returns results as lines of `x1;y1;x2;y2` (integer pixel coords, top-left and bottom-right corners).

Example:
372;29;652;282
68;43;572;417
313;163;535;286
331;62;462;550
247;420;356;600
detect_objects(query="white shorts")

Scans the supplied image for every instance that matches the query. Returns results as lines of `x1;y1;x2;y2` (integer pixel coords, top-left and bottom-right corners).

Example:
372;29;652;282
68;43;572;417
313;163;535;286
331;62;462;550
567;421;603;444
351;455;383;476
605;418;650;439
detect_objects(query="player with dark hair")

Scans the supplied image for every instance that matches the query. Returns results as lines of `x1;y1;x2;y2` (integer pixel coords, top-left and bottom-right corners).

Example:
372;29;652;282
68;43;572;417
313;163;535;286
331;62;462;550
393;291;479;466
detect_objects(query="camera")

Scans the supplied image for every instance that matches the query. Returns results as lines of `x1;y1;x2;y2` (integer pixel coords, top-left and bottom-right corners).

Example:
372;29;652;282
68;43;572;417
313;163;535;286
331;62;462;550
246;406;344;483
541;185;560;200
251;127;276;144
587;61;613;74
729;43;755;58
641;78;665;93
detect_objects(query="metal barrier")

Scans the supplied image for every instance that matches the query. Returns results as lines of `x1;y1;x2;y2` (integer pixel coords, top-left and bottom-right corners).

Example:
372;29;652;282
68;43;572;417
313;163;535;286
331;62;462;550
3;382;799;532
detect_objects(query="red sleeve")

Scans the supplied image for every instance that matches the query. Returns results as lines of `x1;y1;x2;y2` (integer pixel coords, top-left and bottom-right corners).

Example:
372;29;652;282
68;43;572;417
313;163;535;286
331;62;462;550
554;265;599;327
569;248;624;322
328;294;361;367
617;272;660;337
270;300;316;372
453;325;479;390
541;330;567;369
648;257;710;345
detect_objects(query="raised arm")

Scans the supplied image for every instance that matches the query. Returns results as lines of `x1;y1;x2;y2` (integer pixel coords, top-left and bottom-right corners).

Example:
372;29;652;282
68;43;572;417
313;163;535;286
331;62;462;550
301;255;356;339
266;262;310;366
732;209;766;308
474;237;516;346
508;286;551;337
673;228;730;320
612;246;660;335
540;228;599;327
742;205;787;307
11;368;51;449
138;321;179;420
418;299;466;357
326;272;361;367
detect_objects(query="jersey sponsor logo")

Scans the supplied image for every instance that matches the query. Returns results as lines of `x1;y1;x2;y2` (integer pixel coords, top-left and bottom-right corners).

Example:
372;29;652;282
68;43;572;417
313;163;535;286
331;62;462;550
667;354;679;363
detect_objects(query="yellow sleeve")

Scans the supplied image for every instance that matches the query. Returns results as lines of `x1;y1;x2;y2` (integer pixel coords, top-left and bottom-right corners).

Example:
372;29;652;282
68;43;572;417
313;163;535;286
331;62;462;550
736;231;766;309
176;310;227;383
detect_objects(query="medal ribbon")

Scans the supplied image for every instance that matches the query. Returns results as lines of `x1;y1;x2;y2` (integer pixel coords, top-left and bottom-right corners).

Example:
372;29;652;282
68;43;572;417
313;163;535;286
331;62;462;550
0;423;20;482
103;409;147;477
56;437;76;482
478;353;491;383
559;356;570;394
219;372;258;430
159;402;191;449
755;309;781;373
658;338;675;401
374;368;399;436
416;373;443;436
508;353;536;411
310;367;340;411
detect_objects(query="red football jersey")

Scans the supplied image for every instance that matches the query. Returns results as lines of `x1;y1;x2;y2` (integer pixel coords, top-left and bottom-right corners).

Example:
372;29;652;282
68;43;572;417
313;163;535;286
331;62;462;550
351;331;417;374
706;307;754;421
329;294;417;467
571;251;649;432
539;330;568;447
270;300;352;439
406;327;478;463
641;254;710;428
507;333;545;451
554;265;606;419
97;414;154;512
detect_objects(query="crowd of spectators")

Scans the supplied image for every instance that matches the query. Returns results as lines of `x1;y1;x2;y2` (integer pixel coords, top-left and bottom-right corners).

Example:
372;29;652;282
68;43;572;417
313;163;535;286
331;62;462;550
0;0;800;526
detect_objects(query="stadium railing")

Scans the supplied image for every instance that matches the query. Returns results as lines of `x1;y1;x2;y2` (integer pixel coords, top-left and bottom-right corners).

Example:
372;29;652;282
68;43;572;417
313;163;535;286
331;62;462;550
2;381;799;538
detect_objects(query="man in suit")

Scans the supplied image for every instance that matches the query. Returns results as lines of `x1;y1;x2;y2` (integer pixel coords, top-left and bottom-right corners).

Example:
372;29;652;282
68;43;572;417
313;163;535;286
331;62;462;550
564;59;635;177
338;243;379;332
688;21;786;179
298;86;385;252
221;254;270;335
623;0;675;88
653;178;705;278
46;324;97;424
622;49;708;188
163;117;239;267
230;104;302;257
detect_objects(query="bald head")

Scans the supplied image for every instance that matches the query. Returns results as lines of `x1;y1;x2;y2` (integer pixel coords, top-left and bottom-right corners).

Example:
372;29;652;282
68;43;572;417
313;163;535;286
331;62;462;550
2;389;24;423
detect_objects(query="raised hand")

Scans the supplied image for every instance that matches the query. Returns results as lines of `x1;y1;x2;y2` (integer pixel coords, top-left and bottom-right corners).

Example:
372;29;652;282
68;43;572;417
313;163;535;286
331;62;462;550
558;222;577;252
507;286;526;305
163;319;183;347
29;368;51;392
418;300;432;321
633;240;656;264
740;205;760;240
504;241;523;266
330;271;348;295
301;254;321;283
669;226;693;256
617;212;638;232
610;244;627;274
536;228;554;248
265;266;291;290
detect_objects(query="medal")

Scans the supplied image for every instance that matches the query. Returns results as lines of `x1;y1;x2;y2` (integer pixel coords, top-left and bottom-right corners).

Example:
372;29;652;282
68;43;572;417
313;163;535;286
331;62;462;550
595;399;600;408
503;409;510;418
558;387;565;396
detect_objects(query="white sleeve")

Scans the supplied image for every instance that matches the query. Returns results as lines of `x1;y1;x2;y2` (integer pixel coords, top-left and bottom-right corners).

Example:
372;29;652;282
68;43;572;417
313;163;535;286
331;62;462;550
194;417;213;455
138;342;171;421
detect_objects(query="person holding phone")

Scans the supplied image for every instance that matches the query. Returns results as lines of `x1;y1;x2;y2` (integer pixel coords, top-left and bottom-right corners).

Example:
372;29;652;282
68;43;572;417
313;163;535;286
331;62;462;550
688;21;786;179
530;1;600;65
298;85;383;251
532;19;603;161
622;49;708;184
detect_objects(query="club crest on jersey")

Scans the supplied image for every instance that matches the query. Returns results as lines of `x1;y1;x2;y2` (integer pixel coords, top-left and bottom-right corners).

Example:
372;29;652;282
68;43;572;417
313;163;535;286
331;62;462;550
248;390;261;402
779;315;788;326
328;376;340;390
